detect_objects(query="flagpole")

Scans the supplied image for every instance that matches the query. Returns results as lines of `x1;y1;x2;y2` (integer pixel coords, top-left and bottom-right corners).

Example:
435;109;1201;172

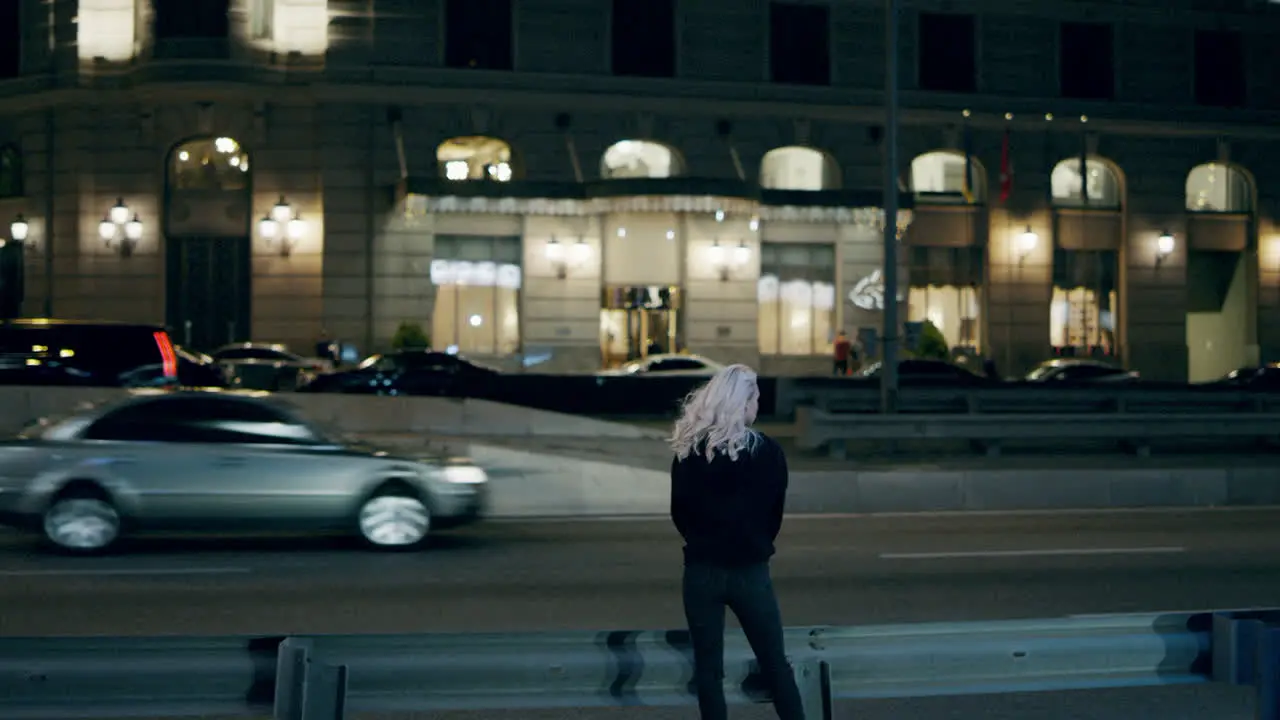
880;0;900;414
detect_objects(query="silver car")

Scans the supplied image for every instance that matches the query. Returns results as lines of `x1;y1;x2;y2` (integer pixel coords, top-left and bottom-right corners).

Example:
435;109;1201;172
0;390;487;553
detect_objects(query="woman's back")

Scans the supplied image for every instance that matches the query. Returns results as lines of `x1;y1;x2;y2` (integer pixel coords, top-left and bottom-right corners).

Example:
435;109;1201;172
670;433;789;566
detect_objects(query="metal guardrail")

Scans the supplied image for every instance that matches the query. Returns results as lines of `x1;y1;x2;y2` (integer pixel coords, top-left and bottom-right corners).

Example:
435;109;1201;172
796;405;1280;456
4;610;1280;719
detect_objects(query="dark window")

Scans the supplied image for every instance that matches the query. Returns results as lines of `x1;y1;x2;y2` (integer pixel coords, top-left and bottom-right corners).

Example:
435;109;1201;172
0;145;22;198
1195;30;1246;107
770;3;830;86
153;0;230;40
84;396;319;445
917;13;976;93
1059;22;1113;100
444;0;513;71
612;0;675;78
0;0;19;79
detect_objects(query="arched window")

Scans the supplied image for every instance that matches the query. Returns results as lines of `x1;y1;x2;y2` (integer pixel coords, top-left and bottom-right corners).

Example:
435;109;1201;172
910;151;983;202
601;140;681;179
759;146;839;191
0;145;20;198
1050;157;1121;209
1186;163;1251;213
169;137;250;191
437;136;513;182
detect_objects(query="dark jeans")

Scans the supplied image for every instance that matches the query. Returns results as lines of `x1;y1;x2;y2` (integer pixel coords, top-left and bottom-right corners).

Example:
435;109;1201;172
682;561;805;720
833;359;848;376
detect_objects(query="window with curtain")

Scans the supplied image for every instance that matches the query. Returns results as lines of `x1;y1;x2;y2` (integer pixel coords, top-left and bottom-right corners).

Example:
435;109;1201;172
430;235;522;356
1050;248;1118;355
757;243;836;356
907;245;983;351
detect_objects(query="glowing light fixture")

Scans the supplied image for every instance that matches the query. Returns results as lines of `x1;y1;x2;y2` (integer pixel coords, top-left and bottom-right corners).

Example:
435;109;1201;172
1016;226;1039;257
9;214;28;242
109;198;129;225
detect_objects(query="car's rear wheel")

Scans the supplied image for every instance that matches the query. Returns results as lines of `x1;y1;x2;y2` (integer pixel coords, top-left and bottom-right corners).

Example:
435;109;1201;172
42;487;121;554
356;487;431;550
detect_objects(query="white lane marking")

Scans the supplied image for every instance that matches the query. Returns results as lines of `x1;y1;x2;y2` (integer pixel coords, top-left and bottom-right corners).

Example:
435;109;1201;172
879;546;1186;560
0;567;251;577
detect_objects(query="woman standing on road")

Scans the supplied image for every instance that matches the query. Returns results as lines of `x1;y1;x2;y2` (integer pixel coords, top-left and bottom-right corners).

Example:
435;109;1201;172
669;364;806;720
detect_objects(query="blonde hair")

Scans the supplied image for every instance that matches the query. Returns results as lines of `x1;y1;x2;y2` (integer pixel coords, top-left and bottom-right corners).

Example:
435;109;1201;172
669;364;761;462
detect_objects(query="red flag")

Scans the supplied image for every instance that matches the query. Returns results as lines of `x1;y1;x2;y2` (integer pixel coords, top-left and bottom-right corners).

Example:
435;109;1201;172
999;127;1012;204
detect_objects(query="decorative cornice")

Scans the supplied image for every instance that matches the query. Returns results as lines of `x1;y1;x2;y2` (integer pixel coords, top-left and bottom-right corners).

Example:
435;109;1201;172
406;193;914;232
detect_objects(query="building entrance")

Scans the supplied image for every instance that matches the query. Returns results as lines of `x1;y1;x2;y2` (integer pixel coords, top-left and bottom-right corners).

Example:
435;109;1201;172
600;285;682;367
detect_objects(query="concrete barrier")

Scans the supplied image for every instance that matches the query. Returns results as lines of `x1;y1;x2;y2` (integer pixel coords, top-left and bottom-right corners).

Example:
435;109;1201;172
457;444;1280;518
0;387;661;440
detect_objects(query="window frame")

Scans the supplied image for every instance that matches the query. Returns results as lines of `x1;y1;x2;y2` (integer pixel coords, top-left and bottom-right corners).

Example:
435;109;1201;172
758;242;837;357
430;235;523;356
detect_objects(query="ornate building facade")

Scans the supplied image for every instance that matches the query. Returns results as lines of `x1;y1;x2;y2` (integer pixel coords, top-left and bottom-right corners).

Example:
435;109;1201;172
0;0;1278;379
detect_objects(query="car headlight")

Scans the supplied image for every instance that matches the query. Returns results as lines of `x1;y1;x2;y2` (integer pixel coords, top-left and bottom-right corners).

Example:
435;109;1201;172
439;465;487;484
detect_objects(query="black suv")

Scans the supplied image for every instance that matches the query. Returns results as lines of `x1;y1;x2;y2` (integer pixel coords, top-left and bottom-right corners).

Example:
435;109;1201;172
0;320;181;387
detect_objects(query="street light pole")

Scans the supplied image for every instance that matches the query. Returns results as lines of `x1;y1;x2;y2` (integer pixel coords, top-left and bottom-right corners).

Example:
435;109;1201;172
880;0;900;414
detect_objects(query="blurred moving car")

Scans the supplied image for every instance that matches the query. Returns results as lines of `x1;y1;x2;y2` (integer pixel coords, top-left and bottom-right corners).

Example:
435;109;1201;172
1025;359;1139;384
209;342;333;391
0;319;179;387
1208;364;1280;390
858;359;994;385
297;349;499;396
0;390;487;553
596;353;725;377
174;346;229;388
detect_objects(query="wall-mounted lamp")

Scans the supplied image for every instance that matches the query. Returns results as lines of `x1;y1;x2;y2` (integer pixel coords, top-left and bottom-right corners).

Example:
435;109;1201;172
98;198;142;256
8;214;28;248
1015;225;1039;263
545;236;591;279
1156;231;1175;264
709;240;751;281
714;209;725;223
749;216;760;232
259;195;306;256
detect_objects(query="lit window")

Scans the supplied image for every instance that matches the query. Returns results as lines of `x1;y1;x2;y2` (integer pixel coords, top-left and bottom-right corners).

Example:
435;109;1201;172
1050;158;1121;208
430;236;522;356
1185;163;1251;213
601;140;680;179
760;146;838;191
757;243;836;356
1050;250;1118;356
910;151;982;203
907;286;980;350
169;137;250;191
437;136;514;182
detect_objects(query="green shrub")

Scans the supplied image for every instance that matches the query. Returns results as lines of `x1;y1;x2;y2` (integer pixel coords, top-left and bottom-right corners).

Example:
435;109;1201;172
391;321;430;350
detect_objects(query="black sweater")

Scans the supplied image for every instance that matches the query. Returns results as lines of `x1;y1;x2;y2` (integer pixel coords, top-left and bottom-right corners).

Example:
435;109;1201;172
670;432;789;566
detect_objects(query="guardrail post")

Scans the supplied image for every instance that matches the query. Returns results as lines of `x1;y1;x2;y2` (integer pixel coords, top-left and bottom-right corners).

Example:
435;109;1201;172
793;658;831;720
274;638;349;720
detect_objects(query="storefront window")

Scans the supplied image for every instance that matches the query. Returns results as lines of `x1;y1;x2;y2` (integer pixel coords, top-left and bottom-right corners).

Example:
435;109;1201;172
907;285;980;350
430;235;521;355
1050;249;1117;355
758;243;835;355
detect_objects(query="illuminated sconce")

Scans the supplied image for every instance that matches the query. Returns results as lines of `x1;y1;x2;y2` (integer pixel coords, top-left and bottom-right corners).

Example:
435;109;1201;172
9;214;28;246
259;195;306;256
544;236;591;279
98;199;142;256
709;239;751;281
749;216;760;232
715;209;726;223
1016;225;1039;264
1156;231;1175;264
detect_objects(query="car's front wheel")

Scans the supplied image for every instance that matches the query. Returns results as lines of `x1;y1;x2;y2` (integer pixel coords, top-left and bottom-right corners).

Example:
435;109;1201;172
42;488;122;554
356;486;432;550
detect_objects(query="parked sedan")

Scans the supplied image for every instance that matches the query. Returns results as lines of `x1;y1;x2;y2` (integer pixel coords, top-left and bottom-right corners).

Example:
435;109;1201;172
597;353;725;377
297;350;500;396
210;343;333;391
1025;359;1139;384
0;390;487;553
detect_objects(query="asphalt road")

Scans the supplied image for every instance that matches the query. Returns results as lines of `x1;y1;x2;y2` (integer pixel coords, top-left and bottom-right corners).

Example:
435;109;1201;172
3;508;1278;719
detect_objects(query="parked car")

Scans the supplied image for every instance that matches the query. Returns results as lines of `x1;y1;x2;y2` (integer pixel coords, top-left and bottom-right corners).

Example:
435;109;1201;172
0;319;179;387
0;389;488;553
209;343;333;391
297;349;500;396
174;346;229;388
1209;364;1280;390
858;359;994;385
1025;359;1140;384
596;353;725;377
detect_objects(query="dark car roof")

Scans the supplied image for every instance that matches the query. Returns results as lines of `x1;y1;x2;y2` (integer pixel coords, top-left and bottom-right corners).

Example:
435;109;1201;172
0;318;168;331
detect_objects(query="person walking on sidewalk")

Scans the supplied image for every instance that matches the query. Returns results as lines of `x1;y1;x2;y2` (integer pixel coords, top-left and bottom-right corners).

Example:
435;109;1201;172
668;364;806;720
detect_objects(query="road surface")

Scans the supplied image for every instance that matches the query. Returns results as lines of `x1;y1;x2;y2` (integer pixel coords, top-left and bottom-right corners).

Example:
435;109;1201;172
2;508;1275;719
